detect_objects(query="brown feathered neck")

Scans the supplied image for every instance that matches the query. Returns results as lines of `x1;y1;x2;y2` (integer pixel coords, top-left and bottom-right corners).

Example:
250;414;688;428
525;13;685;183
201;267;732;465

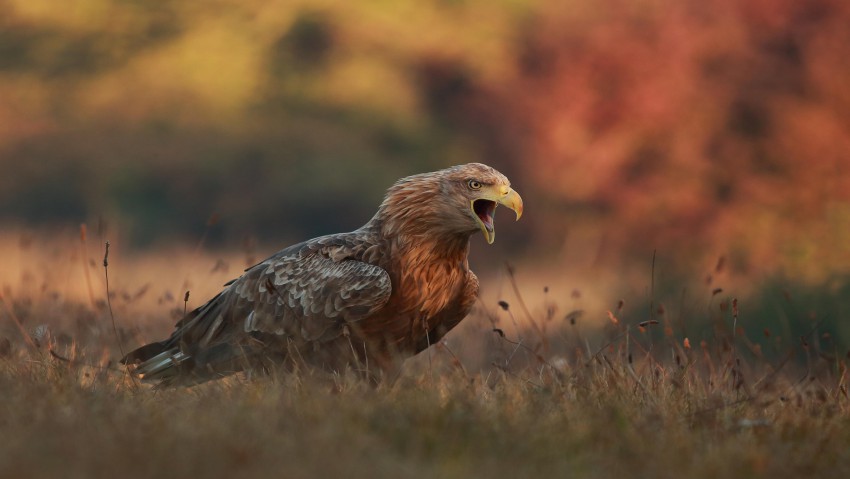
366;169;473;262
361;169;473;317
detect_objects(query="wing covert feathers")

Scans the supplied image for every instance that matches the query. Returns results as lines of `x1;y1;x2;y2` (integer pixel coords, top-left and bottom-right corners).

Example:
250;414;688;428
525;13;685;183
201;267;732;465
236;244;392;340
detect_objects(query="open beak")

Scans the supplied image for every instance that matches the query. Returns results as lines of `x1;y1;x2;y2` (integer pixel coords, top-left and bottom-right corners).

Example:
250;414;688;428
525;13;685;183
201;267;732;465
471;186;524;244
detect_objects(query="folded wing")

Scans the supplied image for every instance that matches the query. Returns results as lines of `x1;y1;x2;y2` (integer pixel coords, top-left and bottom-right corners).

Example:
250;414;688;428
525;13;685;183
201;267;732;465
123;236;392;385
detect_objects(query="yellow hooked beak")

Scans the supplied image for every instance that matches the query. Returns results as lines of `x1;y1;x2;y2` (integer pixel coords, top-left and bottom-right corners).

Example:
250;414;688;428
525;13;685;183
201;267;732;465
471;185;524;244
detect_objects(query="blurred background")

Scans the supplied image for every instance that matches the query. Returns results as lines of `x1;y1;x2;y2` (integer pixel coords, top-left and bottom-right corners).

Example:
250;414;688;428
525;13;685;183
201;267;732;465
2;0;850;349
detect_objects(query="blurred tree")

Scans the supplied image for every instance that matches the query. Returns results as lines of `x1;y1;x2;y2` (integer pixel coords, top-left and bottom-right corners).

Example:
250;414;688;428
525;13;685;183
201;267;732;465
0;0;848;282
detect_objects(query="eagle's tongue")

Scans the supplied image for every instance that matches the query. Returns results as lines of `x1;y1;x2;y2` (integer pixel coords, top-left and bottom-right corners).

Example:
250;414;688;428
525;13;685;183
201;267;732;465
474;200;496;232
482;213;494;232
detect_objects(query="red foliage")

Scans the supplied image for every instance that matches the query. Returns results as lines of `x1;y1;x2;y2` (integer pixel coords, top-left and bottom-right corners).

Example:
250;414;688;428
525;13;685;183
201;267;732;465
463;0;850;270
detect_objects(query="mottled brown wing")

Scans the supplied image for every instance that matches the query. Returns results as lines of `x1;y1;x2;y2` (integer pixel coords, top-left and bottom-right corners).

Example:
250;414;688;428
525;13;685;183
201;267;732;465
226;242;392;342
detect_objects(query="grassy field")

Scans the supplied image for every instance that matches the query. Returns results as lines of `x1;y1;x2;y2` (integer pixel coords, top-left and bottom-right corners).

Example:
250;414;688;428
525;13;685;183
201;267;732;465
1;236;849;479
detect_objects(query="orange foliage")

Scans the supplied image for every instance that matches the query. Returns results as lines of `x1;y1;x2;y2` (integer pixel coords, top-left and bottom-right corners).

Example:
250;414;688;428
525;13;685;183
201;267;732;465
464;0;850;276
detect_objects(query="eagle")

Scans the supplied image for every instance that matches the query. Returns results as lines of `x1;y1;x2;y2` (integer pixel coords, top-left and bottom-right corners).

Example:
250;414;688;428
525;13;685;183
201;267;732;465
122;163;523;385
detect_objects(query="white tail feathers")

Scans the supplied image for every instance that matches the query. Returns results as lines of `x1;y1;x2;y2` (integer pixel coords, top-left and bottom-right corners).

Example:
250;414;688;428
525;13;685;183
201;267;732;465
135;349;190;382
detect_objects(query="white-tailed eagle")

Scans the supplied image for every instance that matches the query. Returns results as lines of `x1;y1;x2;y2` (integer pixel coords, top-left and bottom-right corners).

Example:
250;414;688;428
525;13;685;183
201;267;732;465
122;163;523;385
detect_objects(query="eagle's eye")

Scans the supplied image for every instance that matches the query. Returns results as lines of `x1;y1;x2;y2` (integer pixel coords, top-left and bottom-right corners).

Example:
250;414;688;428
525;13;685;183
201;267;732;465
467;180;482;190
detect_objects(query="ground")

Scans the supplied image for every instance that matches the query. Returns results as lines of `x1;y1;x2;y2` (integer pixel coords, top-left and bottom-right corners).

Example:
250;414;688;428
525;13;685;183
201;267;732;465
1;307;848;479
0;241;848;478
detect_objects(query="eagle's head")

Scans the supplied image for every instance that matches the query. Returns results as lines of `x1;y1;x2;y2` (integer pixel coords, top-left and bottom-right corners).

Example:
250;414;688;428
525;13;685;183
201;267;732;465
380;163;523;244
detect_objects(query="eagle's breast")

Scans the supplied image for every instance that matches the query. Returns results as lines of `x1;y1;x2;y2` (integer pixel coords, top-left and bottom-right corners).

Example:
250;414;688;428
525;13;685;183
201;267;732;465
389;236;470;321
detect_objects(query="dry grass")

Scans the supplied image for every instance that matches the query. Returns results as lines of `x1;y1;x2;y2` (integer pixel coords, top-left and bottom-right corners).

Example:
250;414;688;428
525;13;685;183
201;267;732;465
1;338;848;479
1;235;849;479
